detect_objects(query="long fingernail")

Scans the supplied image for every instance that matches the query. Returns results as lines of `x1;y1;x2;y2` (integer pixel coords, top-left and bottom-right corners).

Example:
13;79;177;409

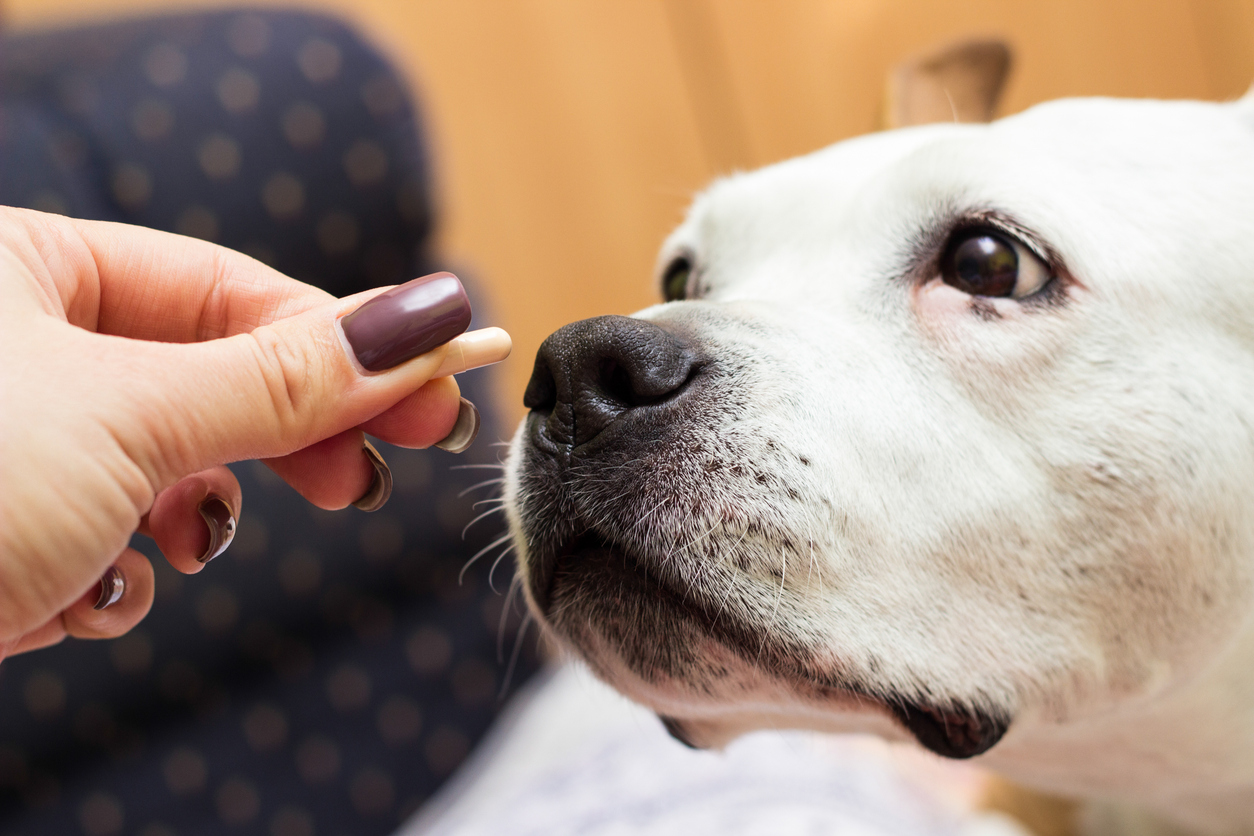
94;566;126;610
353;439;394;512
435;398;480;454
197;496;237;564
432;327;512;378
339;272;472;373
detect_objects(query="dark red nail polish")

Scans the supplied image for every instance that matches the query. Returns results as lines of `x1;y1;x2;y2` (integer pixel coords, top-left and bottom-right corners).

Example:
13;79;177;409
434;398;480;454
198;496;236;564
94;566;125;610
340;272;472;373
353;440;393;512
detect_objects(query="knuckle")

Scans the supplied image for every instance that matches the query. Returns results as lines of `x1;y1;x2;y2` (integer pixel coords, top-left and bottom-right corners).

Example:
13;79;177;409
68;614;133;641
0;567;65;641
246;326;318;441
197;247;236;340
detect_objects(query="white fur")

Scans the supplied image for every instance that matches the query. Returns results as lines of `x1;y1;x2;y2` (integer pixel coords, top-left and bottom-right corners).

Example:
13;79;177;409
506;92;1254;835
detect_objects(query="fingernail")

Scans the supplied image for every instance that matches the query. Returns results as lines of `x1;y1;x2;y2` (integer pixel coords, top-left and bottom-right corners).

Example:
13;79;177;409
93;566;126;610
197;495;237;564
432;327;513;378
340;272;472;373
353;439;394;512
435;398;481;454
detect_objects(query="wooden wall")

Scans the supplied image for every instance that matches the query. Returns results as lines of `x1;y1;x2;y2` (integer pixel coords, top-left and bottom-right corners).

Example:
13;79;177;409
8;0;1254;422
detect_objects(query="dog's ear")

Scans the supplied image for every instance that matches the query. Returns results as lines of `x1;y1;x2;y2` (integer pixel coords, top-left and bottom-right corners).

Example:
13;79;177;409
884;38;1013;129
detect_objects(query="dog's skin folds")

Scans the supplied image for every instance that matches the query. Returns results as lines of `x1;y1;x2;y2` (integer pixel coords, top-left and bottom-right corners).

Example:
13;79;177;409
506;92;1254;836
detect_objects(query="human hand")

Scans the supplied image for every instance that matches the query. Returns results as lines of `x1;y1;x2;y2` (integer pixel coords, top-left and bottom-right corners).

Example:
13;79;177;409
0;207;511;660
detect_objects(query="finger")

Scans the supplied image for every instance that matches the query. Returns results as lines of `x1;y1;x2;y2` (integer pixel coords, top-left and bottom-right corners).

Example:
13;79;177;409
62;548;155;640
147;468;242;573
261;377;463;510
5;617;68;656
112;282;509;489
359;375;462;448
2;207;332;339
3;549;156;656
263;428;376;511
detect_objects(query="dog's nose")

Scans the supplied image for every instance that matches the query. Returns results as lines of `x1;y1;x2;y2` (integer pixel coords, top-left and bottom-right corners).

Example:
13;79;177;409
524;315;700;449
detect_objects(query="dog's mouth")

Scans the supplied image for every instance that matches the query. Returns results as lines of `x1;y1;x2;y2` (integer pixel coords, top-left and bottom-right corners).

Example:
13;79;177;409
525;527;1009;759
889;701;1009;760
529;529;604;615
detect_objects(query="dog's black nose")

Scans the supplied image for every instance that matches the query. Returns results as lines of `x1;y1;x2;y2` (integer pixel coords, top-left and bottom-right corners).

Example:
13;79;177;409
524;315;700;449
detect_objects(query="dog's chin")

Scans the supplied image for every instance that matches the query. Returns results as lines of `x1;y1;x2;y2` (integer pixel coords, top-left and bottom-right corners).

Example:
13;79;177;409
526;531;1010;760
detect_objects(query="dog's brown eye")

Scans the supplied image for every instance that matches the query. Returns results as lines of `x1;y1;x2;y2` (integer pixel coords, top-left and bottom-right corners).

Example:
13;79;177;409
944;232;1017;297
662;257;692;302
941;230;1051;299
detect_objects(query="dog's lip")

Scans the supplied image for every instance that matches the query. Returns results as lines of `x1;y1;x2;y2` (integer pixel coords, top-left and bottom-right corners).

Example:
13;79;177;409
531;528;1011;758
528;528;602;615
659;705;1007;758
889;701;1009;759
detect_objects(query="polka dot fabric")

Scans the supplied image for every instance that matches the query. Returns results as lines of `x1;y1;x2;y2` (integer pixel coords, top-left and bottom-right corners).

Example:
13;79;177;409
0;11;537;836
0;10;435;295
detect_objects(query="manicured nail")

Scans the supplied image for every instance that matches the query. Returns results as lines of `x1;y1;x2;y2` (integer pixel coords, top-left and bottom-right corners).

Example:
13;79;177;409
94;566;125;610
435;398;480;453
432;327;512;378
353;439;393;512
197;495;236;564
340;272;472;373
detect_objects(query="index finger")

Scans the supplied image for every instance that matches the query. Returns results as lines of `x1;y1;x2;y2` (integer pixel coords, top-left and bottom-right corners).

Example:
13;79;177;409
6;207;338;341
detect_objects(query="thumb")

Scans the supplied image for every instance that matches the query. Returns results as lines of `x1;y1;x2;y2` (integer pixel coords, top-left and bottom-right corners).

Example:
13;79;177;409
119;273;509;490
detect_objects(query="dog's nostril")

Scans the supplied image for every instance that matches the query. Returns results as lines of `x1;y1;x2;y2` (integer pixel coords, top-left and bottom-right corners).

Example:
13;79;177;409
523;355;558;414
599;358;641;408
525;315;701;449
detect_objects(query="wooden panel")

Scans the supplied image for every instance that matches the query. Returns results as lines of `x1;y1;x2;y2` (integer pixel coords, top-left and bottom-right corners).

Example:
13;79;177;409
696;0;1216;171
1190;0;1254;99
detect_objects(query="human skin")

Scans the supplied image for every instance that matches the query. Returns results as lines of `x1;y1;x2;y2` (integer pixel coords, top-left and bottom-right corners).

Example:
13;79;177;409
0;207;508;660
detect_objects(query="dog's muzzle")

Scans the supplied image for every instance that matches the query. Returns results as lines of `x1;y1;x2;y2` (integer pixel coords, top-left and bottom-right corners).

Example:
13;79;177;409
512;315;1010;760
519;314;704;610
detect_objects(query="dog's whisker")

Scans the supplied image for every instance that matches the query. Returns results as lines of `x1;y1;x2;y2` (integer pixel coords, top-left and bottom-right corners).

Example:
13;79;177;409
679;521;718;557
697;523;742;601
488;542;517;594
459;532;513;585
630;496;670;537
675;521;720;602
710;554;744;631
462;505;508;539
450;463;507;472
701;523;747;588
805;538;814;587
498;610;533;700
757;547;788;665
458;477;506;498
471;497;508;509
497;573;525;661
809;539;825;598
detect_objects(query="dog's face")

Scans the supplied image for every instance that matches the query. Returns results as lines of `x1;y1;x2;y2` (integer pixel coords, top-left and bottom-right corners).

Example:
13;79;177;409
504;96;1254;773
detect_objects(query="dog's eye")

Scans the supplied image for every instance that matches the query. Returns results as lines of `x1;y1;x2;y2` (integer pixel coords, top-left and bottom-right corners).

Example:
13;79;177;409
941;230;1051;299
662;256;693;302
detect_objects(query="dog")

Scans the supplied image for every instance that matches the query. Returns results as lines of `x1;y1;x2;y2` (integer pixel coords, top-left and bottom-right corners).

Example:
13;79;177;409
502;77;1254;835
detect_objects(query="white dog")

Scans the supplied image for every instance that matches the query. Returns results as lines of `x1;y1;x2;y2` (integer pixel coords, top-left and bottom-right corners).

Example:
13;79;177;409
503;88;1254;836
